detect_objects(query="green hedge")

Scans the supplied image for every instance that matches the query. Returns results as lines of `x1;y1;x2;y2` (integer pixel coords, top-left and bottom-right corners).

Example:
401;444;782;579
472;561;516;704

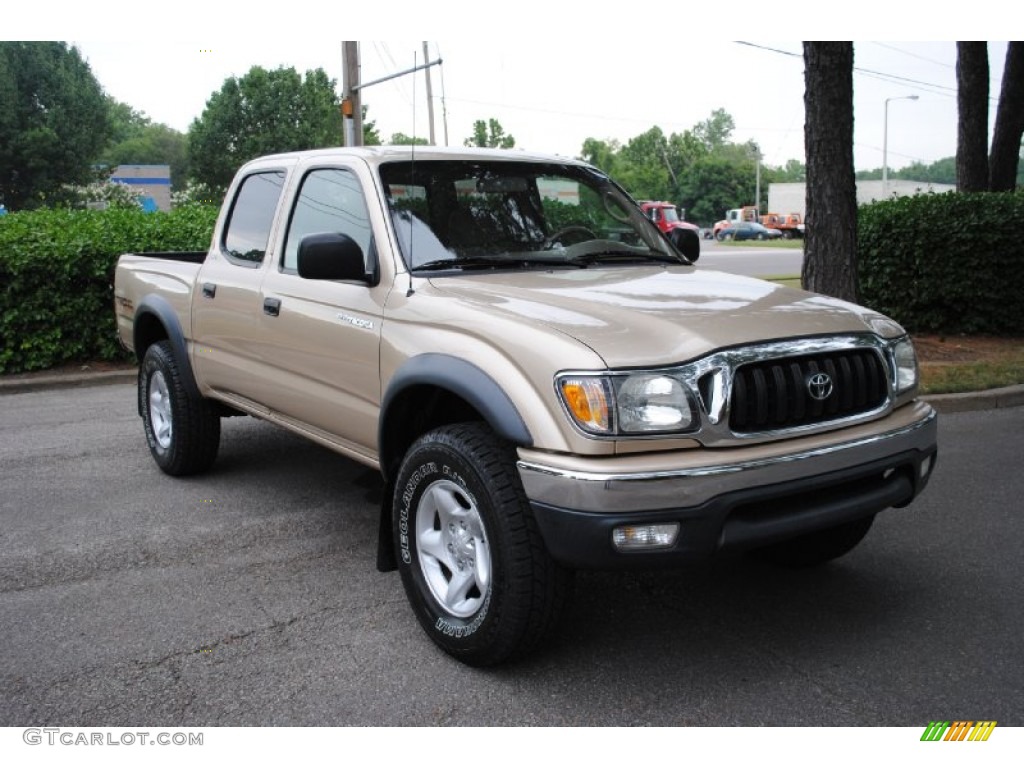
0;205;218;374
858;191;1024;335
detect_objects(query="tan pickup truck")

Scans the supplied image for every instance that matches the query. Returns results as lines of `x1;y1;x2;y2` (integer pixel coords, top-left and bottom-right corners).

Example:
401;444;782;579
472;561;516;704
114;146;937;665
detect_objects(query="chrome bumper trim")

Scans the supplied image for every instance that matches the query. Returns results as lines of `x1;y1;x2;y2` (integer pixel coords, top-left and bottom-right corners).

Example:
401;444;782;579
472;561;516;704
517;406;937;514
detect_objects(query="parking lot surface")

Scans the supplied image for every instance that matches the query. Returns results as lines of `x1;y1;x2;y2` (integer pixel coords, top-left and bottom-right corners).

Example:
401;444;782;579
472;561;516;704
1;384;1021;725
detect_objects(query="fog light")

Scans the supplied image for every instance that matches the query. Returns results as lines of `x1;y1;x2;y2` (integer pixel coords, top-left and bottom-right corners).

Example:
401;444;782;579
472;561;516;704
612;523;680;551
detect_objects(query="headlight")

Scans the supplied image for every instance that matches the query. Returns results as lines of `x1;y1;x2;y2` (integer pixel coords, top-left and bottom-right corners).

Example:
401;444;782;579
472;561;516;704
557;373;696;436
615;375;694;433
892;338;918;394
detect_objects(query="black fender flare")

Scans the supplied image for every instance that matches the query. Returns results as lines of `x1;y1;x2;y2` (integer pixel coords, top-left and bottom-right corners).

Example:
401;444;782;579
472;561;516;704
133;293;201;404
376;354;534;573
379;354;533;473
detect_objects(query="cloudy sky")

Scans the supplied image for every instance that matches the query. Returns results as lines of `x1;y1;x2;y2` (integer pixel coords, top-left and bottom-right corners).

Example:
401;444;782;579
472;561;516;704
10;3;1012;173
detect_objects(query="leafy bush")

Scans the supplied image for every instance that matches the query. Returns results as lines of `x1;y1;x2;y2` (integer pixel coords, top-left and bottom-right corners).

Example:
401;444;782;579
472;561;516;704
858;191;1024;335
62;180;145;210
0;205;217;373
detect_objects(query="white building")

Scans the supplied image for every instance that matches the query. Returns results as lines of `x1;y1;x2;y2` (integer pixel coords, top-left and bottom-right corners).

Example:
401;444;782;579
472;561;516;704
768;180;956;218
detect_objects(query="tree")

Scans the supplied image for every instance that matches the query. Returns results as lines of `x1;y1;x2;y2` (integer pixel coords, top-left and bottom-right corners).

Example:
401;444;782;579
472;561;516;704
678;156;756;225
989;42;1024;191
615;127;673;201
692;108;735;151
101;122;189;190
575;110;811;226
579;137;622;174
802;42;858;302
189;66;342;191
106;97;151;145
361;105;382;146
0;42;111;209
464;118;515;149
390;132;429;146
956;42;990;192
769;158;807;183
100;99;189;189
857;157;957;185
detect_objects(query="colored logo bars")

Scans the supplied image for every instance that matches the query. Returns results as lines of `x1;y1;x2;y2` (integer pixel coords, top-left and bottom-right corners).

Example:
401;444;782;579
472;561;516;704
920;721;997;742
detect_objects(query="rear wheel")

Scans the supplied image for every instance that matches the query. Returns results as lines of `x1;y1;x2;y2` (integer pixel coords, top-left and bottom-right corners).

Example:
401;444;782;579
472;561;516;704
139;341;220;476
751;515;875;567
393;423;571;666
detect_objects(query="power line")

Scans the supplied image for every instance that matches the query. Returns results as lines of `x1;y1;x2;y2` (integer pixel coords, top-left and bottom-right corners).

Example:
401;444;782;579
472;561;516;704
871;42;955;69
735;40;957;94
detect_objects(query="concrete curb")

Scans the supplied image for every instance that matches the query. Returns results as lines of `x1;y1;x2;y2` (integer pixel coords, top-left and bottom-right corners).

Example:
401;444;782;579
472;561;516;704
0;368;138;395
2;367;1022;415
922;384;1024;414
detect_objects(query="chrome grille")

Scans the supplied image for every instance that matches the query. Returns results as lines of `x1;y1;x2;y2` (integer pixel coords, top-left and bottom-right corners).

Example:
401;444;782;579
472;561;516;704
729;349;888;433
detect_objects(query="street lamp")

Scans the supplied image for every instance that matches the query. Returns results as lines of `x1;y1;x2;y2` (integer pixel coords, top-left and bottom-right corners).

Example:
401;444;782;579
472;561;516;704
883;95;919;197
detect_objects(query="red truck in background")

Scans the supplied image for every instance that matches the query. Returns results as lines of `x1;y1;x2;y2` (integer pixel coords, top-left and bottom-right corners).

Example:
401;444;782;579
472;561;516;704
639;200;700;237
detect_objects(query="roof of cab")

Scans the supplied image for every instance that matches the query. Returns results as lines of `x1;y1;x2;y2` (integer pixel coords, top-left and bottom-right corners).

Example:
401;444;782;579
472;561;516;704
240;145;590;171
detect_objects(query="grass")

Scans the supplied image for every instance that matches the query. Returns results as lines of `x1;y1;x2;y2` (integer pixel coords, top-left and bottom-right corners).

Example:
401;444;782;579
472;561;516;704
715;238;804;249
763;275;802;289
915;336;1024;395
759;280;1024;395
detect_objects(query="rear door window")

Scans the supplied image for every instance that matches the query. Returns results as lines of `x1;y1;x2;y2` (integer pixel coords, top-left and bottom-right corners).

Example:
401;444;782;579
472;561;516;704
222;171;286;265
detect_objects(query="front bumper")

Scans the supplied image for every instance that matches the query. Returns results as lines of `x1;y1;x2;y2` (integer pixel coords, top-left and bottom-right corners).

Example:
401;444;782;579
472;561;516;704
517;401;937;568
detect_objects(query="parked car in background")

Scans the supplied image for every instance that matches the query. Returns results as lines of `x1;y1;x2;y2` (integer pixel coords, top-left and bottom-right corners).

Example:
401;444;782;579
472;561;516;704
716;221;783;241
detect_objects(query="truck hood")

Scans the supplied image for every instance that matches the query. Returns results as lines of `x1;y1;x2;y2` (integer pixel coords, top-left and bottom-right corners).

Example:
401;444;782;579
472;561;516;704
428;266;904;368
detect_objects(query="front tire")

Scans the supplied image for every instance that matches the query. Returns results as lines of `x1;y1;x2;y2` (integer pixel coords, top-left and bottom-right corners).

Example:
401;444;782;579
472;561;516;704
751;515;875;567
139;341;220;476
393;423;571;666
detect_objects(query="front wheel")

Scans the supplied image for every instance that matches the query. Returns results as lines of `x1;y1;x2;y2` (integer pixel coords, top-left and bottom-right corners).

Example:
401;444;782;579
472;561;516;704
393;423;571;666
139;341;220;476
750;515;875;567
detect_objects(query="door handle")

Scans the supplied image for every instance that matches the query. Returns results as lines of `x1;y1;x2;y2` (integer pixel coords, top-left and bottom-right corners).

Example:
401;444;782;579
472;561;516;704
202;282;216;298
263;297;281;317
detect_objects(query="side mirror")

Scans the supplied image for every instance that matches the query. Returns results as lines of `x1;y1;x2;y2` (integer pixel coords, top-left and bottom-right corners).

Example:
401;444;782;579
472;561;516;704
668;228;700;263
297;233;370;282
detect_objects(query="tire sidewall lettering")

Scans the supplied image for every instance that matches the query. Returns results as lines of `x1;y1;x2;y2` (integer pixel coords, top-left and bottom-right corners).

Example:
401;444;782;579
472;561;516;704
435;589;491;638
397;460;437;565
397;453;491;640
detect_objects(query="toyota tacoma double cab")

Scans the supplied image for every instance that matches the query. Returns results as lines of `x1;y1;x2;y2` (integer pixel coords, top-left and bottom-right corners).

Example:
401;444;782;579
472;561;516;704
114;146;937;666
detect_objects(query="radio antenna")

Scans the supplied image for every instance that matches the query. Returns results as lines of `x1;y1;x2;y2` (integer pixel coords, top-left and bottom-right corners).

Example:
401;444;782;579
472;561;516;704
406;50;417;297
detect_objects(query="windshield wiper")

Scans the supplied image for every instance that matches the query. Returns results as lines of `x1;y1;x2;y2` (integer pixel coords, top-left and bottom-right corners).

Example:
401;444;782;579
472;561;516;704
568;249;683;266
411;255;586;272
411;257;506;272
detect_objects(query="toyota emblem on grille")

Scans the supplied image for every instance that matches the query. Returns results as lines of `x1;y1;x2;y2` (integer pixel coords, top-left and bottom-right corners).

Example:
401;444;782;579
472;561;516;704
806;372;833;401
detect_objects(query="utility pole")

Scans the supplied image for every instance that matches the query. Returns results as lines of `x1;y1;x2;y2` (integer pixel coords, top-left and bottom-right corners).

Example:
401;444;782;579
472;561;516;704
883;95;918;197
755;146;761;213
341;43;443;147
422;42;436;145
342;42;362;146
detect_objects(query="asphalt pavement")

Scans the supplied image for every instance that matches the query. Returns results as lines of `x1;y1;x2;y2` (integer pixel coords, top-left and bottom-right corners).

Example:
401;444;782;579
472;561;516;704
0;379;1022;726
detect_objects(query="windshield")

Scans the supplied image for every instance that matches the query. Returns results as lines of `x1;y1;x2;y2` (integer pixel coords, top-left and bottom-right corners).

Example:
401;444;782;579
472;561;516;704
379;160;682;272
661;206;680;223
